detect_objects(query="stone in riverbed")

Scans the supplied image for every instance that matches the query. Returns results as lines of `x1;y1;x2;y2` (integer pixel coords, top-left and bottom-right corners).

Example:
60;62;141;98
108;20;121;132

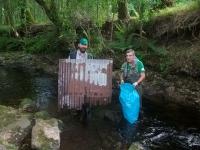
31;118;61;150
20;98;37;113
128;142;144;150
0;105;33;150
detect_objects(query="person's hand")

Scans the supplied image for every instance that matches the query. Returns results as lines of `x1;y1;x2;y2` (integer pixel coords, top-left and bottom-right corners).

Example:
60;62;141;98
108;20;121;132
133;82;138;87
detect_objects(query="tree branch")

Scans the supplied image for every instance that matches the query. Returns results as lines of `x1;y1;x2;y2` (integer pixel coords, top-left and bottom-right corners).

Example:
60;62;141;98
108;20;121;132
34;0;62;32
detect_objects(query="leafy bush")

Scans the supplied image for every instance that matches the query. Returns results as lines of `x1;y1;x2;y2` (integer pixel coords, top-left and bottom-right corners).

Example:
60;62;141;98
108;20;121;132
0;36;25;51
24;33;51;53
24;31;70;54
0;26;12;36
0;37;9;51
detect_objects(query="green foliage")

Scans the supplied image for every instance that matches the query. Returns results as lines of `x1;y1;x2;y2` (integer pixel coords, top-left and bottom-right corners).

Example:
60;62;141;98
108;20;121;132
107;21;170;71
87;28;105;57
175;0;197;4
0;0;199;56
76;27;105;58
0;36;25;52
60;0;116;27
108;22;167;55
24;35;50;53
0;0;43;26
24;32;57;53
108;23;133;52
0;25;12;36
153;0;200;17
131;0;153;22
0;30;70;53
0;0;118;30
19;0;35;26
34;111;50;120
23;29;71;53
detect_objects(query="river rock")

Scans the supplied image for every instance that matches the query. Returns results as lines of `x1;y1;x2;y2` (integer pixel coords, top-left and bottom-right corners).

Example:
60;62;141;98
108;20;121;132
20;98;37;112
34;111;51;120
31;118;61;150
0;105;33;149
128;142;144;150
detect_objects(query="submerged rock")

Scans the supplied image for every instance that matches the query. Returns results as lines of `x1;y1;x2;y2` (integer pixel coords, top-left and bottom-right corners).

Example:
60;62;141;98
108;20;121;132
31;118;61;150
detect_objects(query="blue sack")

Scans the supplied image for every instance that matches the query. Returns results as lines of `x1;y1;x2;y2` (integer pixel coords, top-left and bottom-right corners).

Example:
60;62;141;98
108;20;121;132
119;83;140;124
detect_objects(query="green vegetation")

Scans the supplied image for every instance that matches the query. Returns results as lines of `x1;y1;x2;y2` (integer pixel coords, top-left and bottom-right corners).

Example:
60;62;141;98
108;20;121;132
0;0;199;72
0;105;18;128
34;111;51;120
153;0;200;17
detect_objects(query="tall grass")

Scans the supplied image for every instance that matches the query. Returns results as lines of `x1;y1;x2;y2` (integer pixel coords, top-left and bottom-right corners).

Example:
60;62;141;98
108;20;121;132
153;0;200;17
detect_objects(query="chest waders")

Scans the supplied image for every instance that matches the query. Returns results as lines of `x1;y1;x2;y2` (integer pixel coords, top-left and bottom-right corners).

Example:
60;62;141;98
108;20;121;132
123;63;142;108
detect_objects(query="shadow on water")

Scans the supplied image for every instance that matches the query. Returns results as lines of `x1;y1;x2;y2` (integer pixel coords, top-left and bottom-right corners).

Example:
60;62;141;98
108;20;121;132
0;66;58;113
0;66;33;106
0;66;200;150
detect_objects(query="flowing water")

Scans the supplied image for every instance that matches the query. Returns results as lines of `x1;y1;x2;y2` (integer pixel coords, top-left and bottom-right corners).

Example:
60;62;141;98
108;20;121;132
0;65;199;150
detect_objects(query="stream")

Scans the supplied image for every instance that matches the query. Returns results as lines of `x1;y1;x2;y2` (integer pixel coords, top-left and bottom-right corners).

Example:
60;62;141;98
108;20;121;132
0;65;199;150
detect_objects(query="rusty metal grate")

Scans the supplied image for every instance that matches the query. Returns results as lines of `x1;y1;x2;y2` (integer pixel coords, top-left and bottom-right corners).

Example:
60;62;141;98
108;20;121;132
58;59;113;110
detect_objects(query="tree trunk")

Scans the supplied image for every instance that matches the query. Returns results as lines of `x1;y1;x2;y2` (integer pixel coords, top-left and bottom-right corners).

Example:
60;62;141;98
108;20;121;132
35;0;62;33
117;0;130;21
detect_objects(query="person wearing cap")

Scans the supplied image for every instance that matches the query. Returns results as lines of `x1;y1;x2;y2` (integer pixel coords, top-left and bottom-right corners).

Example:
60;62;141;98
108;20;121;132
120;49;145;107
69;38;93;59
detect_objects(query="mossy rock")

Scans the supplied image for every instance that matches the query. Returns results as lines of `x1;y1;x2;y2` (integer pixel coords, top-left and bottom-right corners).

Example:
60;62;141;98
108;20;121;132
0;105;18;128
31;118;61;150
0;143;17;150
128;142;144;150
20;98;37;112
0;105;33;149
34;111;51;120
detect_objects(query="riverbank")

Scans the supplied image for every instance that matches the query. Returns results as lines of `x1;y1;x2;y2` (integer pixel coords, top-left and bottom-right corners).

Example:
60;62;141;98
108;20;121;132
1;48;200;109
0;51;60;75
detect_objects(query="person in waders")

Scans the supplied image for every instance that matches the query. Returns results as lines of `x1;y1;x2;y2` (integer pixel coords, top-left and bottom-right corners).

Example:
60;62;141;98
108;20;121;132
120;49;145;107
68;38;93;125
119;49;145;143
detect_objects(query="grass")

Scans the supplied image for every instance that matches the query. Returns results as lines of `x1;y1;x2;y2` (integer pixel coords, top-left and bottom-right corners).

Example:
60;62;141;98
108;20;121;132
153;0;200;18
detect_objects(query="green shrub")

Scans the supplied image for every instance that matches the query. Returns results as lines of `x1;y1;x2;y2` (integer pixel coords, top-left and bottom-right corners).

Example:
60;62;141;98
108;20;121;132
0;36;25;51
0;25;12;36
24;34;50;53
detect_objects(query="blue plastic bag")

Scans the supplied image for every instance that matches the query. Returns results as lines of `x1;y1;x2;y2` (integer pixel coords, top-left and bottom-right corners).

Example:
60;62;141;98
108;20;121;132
119;83;140;124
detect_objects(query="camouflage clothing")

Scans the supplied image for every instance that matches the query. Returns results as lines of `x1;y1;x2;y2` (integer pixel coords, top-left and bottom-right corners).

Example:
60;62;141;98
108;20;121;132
121;58;145;96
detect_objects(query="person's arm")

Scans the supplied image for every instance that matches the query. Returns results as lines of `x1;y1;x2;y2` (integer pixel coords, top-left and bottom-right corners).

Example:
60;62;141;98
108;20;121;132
136;72;145;85
133;60;145;86
120;72;124;83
